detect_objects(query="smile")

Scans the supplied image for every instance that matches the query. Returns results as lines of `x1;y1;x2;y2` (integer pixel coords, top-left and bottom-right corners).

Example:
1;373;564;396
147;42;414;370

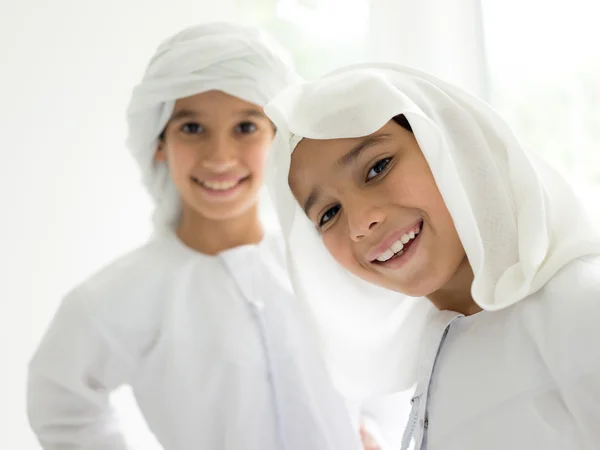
370;219;423;265
191;176;249;195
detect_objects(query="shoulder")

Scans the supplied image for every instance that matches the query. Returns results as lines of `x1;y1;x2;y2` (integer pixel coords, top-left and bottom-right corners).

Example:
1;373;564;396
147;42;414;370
60;236;190;337
536;255;600;328
31;236;201;375
75;238;171;306
543;255;600;299
520;256;600;378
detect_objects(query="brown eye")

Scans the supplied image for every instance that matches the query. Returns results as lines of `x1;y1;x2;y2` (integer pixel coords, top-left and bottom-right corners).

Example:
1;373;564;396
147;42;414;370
236;122;257;134
366;157;392;181
181;122;204;134
319;204;341;228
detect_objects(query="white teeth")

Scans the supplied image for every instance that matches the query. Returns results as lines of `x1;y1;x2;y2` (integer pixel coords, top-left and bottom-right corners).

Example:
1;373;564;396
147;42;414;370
376;249;395;262
374;223;422;263
376;239;404;262
391;240;404;253
201;180;239;190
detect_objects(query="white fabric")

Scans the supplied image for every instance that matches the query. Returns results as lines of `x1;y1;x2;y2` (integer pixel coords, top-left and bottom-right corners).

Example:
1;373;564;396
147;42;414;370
360;391;413;449
125;22;300;230
407;256;600;450
27;232;362;450
263;62;600;398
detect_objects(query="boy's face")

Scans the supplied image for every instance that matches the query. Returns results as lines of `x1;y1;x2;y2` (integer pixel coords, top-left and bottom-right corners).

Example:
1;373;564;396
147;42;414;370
288;120;466;298
156;90;274;221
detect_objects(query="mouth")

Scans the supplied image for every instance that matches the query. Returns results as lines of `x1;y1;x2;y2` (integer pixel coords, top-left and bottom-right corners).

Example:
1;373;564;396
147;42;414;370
369;219;424;268
191;175;250;196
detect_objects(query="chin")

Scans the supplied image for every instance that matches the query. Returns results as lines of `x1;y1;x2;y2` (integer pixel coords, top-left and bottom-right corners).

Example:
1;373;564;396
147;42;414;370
396;284;434;298
369;274;438;298
195;198;259;221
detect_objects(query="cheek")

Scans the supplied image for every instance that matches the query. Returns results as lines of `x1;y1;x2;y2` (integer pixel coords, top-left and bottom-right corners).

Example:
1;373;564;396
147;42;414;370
383;168;431;207
385;161;463;250
411;168;456;232
385;160;445;215
243;139;270;175
166;141;198;175
403;166;465;260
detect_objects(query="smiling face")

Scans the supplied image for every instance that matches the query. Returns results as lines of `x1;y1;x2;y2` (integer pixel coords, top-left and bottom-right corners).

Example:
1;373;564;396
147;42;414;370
156;90;274;222
288;118;467;298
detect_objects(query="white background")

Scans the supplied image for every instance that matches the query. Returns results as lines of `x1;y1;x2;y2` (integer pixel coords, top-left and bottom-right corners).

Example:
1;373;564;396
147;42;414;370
1;1;236;447
1;0;598;448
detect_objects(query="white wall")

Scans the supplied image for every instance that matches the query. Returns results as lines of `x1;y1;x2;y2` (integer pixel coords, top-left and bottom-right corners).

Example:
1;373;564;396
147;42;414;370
0;1;234;448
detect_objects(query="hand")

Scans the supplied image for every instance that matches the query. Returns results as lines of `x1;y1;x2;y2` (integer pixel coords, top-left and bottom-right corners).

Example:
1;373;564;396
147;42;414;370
359;422;381;450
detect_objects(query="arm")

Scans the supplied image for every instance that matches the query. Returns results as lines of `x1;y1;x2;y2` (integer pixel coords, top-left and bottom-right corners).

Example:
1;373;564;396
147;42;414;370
27;292;134;449
537;260;600;450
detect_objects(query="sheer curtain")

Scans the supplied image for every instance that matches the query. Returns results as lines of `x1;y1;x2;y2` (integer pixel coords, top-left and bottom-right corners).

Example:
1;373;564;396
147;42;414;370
367;0;490;99
482;0;600;218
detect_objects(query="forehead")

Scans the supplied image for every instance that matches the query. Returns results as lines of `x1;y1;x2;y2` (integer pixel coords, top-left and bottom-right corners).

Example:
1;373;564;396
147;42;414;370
289;121;399;180
173;90;265;115
290;136;355;177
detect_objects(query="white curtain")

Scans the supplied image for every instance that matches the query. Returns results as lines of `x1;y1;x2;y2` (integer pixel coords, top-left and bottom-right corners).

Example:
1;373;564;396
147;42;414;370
367;0;489;99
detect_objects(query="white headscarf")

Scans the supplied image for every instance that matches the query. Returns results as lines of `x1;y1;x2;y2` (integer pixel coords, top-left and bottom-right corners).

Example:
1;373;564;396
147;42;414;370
263;63;600;397
126;22;300;229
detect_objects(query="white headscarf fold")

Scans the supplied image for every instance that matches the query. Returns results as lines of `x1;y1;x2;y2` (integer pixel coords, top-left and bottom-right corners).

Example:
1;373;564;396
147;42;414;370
126;22;300;229
264;63;600;397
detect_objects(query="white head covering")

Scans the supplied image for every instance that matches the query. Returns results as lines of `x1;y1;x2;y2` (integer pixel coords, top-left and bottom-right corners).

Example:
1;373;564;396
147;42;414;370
126;22;300;229
263;63;600;397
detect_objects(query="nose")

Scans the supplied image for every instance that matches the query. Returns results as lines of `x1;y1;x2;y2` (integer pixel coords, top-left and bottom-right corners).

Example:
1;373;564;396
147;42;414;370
202;135;237;173
347;202;386;242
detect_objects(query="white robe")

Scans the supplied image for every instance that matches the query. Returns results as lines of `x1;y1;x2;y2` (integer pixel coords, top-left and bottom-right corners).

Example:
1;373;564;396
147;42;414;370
27;232;362;450
403;256;600;450
261;63;600;448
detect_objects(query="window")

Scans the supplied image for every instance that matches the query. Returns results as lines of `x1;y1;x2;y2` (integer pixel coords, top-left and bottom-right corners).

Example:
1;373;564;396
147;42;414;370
482;0;600;194
235;0;371;79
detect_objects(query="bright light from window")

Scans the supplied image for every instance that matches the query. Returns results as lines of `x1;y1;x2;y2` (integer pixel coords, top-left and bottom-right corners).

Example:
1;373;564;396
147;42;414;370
276;0;369;43
483;0;600;197
235;0;370;79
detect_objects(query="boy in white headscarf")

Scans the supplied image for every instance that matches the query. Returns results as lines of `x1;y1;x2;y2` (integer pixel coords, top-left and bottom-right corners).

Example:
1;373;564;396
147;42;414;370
26;23;373;450
263;62;600;450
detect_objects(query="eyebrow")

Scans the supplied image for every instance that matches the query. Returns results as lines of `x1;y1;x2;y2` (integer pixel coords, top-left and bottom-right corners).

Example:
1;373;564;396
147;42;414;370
336;133;393;168
170;108;266;121
170;109;198;121
235;108;268;119
303;187;321;217
303;133;393;216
